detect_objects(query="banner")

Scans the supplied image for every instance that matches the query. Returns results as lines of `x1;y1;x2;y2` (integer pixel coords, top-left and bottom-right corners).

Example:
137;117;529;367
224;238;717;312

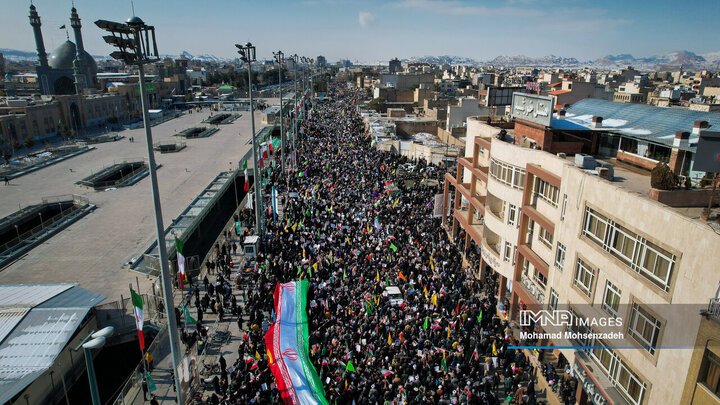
433;194;444;218
265;280;328;405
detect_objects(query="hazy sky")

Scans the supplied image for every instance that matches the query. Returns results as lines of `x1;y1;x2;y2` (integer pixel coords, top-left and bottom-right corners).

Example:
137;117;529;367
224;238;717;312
2;0;718;63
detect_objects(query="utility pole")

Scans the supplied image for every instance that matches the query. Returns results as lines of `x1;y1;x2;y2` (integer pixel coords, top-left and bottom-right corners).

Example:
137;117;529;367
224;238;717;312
273;50;285;173
96;16;184;402
237;42;263;238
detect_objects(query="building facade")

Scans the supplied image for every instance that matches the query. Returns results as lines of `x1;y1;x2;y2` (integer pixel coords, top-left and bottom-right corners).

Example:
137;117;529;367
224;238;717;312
443;117;720;405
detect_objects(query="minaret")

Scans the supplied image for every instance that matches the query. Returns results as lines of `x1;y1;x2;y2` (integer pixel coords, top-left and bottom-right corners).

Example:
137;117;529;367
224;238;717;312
70;7;85;54
28;4;48;68
70;7;85;93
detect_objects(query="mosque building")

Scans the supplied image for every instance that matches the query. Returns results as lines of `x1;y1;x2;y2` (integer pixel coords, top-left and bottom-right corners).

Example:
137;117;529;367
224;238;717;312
29;4;98;95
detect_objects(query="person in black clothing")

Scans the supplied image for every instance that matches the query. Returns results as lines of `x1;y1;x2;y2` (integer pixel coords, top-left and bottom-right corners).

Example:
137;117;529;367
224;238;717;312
219;354;227;373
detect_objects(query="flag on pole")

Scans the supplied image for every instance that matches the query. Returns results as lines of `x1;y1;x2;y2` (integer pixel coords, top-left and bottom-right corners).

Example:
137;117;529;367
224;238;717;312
175;238;185;290
346;360;355;372
389;243;398;253
380;369;393;377
130;288;145;349
442;351;448;372
184;306;196;324
243;160;249;191
145;371;156;392
424;316;429;330
388;333;392;345
398;272;406;281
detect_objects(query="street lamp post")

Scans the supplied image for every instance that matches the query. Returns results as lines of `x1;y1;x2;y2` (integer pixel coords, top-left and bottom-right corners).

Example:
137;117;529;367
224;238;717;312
72;327;115;405
236;42;263;238
291;54;299;169
273;50;285;174
95;16;184;402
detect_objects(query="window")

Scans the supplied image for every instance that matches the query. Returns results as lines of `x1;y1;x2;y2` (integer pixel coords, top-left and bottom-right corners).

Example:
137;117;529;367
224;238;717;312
555;242;566;271
538;226;553;249
512;245;517;265
567;307;593;346
701;351;720;397
627;302;661;355
590;341;647;405
507;204;517;226
504;242;512;262
602;280;622;316
533;177;560;207
548;288;559;311
573;258;595;297
489;158;525;189
582;206;676;292
561;194;567;221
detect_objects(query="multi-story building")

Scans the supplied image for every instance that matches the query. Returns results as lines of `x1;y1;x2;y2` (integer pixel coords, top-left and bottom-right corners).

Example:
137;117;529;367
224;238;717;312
442;112;720;405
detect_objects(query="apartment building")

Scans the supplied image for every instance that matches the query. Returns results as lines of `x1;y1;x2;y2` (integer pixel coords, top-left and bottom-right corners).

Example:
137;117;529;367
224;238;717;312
443;116;720;405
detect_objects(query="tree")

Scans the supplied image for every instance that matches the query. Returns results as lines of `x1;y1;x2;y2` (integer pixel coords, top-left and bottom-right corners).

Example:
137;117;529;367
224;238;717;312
23;136;34;149
367;97;386;113
650;162;677;190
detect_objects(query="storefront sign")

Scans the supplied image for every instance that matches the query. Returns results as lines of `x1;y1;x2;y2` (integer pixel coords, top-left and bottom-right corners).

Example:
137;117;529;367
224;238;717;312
573;357;612;405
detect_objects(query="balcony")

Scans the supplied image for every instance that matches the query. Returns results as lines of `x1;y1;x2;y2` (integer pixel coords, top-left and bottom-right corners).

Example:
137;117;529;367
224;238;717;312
519;273;546;305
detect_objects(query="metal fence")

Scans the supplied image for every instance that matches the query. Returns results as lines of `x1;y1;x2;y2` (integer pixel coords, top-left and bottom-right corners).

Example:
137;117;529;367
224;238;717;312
110;325;169;405
0;198;85;255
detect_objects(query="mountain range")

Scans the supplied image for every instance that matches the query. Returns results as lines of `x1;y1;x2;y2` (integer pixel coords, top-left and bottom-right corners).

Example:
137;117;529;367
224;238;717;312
3;47;720;70
405;50;720;70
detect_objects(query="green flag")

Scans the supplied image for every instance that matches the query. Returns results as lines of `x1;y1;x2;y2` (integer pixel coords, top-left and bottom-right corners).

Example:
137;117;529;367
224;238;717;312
389;243;397;252
146;371;156;392
385;275;389;286
477;312;482;323
424;316;429;330
346;360;355;372
184;306;196;324
343;268;347;280
441;355;447;372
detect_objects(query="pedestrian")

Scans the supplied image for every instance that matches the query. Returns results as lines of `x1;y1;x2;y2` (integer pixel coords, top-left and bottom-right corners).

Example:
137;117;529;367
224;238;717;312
150;396;159;405
145;352;154;371
142;378;148;401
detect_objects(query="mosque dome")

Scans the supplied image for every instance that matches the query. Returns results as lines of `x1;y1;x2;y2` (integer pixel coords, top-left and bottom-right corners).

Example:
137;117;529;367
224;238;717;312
48;40;98;77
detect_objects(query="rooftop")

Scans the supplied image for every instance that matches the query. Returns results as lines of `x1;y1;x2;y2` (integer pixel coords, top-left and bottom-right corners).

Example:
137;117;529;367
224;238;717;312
0;283;105;404
559;98;720;151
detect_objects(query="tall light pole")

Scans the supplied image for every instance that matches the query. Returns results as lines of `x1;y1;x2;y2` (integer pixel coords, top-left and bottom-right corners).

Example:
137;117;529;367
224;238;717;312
291;54;299;170
72;327;115;405
236;42;263;238
273;50;285;173
95;16;184;402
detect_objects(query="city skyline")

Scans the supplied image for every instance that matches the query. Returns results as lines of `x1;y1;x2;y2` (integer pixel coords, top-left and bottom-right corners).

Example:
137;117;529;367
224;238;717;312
1;0;719;64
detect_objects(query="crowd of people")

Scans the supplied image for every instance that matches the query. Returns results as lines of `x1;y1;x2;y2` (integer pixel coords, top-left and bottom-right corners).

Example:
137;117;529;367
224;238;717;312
184;86;581;404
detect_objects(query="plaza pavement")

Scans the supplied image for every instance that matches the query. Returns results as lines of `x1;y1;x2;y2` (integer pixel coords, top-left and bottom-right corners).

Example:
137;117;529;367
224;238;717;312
0;102;277;303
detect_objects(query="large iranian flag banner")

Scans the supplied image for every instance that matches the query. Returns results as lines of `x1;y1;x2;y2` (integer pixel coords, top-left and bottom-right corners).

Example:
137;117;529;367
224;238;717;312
264;280;328;405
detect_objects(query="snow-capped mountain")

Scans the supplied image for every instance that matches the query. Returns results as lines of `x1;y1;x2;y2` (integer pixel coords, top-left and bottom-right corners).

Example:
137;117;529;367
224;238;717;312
483;54;581;68
178;51;225;62
594;51;709;70
404;55;478;65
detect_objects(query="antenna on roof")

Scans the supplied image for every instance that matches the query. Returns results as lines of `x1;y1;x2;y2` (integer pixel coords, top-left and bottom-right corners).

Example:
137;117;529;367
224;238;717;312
131;0;136;16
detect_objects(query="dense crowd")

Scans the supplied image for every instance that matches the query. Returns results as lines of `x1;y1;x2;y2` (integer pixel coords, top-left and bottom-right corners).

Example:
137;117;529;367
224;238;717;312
189;87;580;404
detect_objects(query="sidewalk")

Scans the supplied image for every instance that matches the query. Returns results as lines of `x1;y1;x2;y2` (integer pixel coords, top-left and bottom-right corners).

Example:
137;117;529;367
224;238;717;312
145;182;287;403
